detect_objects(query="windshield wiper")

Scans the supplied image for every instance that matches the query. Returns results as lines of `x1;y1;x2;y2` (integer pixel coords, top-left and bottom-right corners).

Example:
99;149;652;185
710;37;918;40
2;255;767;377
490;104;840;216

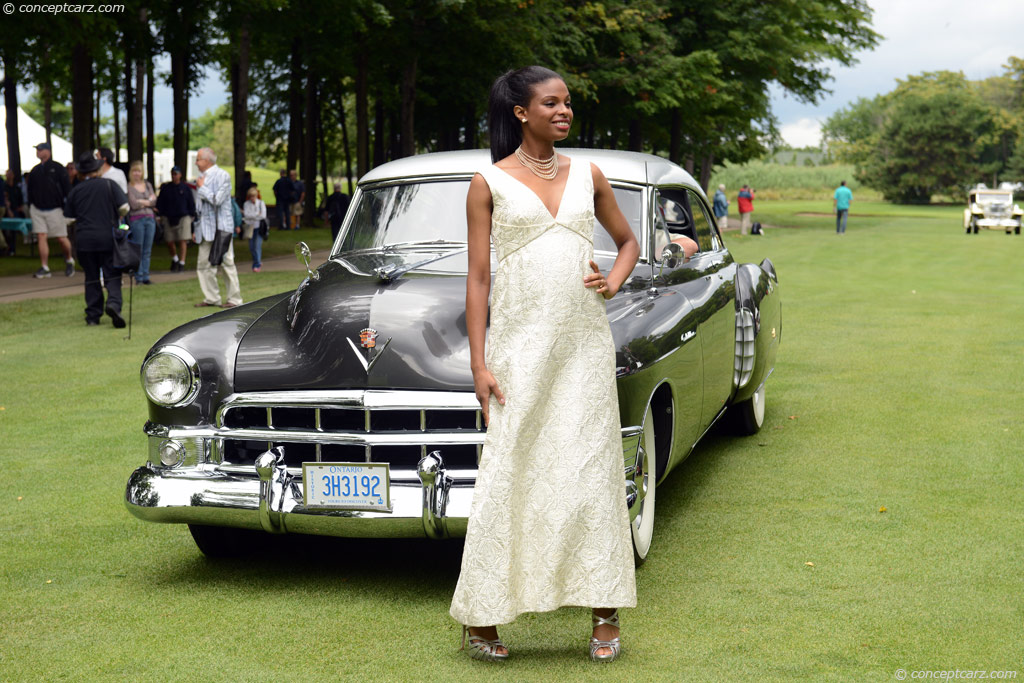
375;247;468;282
381;239;466;252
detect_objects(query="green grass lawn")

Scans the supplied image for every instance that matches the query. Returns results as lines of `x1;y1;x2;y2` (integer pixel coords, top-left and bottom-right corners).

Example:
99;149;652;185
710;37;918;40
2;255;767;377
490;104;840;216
1;204;1021;681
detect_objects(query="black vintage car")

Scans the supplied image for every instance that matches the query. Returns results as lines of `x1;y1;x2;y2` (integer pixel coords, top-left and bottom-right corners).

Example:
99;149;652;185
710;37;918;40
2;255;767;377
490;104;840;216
126;149;781;564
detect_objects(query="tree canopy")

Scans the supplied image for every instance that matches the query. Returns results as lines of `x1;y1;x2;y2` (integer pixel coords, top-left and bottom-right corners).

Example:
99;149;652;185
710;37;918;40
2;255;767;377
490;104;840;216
3;0;879;211
824;61;1024;203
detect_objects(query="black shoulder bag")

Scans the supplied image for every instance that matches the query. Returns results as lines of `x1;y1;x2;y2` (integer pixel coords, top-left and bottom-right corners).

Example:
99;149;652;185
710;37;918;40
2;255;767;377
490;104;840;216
108;181;141;272
207;193;232;266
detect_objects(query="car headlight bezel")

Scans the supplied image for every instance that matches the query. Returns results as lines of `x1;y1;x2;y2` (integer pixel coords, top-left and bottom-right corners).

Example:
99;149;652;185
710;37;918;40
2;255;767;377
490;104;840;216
141;346;201;408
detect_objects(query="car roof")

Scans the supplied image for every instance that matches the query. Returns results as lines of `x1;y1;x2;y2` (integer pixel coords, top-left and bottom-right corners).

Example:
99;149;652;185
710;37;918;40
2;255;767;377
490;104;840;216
357;148;700;191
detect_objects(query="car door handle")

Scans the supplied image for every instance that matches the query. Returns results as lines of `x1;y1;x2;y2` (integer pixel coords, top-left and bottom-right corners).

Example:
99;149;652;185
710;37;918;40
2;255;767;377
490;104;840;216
680;330;696;343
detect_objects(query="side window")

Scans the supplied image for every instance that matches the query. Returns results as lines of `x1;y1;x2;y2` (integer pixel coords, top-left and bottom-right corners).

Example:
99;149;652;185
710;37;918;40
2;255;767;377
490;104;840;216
658;187;712;252
686;190;717;251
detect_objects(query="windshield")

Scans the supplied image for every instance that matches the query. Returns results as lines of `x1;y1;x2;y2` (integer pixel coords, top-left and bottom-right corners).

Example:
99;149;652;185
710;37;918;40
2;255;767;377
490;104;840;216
977;193;1012;204
338;179;643;254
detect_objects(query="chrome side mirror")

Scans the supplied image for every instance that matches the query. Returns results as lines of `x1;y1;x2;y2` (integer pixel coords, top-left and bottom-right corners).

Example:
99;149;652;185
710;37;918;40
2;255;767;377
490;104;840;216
658;242;684;275
295;241;319;281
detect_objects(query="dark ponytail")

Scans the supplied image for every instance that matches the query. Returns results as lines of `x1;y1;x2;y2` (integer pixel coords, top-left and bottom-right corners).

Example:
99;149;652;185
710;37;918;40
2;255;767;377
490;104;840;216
487;66;564;163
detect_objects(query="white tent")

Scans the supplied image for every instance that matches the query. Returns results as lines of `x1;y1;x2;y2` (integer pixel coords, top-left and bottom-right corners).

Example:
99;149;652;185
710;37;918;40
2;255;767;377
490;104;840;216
0;106;74;173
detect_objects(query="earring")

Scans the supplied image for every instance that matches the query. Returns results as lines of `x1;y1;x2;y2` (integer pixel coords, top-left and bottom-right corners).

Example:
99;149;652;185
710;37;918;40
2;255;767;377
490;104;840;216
521;119;527;123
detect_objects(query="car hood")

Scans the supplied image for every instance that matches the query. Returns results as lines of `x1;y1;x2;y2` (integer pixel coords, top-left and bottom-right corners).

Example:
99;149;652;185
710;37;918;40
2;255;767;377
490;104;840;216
234;251;631;392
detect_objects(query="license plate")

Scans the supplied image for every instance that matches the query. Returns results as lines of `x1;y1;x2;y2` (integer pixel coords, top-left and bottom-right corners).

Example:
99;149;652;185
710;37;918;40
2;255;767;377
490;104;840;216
302;462;391;511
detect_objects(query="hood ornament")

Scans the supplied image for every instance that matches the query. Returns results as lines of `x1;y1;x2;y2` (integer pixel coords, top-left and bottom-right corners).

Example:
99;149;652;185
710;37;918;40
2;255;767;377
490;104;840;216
348;328;392;374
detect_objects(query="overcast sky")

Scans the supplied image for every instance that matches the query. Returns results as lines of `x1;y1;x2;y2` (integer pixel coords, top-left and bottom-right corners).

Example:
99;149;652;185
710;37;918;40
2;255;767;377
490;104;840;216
773;0;1024;147
21;1;1024;152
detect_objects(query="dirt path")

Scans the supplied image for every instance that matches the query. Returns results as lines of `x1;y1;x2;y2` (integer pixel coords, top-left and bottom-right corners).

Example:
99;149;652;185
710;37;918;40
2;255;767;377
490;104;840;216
0;249;332;305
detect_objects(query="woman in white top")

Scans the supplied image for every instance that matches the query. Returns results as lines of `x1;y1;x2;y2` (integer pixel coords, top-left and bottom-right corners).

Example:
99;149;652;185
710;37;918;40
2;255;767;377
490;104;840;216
241;186;267;271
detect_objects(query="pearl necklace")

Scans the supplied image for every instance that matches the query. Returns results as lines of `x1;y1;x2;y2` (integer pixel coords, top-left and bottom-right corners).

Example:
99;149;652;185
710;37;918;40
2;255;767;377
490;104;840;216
515;145;558;180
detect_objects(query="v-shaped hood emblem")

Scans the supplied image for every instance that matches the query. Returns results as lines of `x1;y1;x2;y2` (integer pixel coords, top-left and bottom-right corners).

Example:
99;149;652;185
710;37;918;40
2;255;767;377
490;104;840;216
347;334;393;374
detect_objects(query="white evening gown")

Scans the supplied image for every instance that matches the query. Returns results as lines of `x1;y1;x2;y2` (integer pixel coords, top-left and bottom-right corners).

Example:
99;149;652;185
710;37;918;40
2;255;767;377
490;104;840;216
449;158;637;627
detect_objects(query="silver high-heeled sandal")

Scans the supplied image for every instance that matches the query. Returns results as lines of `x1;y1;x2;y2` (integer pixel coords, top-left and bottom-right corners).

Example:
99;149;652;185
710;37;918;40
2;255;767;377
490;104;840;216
461;625;509;662
590;609;622;662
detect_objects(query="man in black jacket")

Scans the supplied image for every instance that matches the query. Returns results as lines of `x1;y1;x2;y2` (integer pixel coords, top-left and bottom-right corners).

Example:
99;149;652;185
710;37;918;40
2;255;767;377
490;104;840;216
324;183;351;242
64;152;130;327
156;166;197;272
27;142;73;278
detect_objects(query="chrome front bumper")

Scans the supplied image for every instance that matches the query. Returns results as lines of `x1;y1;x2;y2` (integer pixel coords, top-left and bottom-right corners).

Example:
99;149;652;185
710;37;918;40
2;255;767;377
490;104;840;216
126;427;644;540
977;218;1021;228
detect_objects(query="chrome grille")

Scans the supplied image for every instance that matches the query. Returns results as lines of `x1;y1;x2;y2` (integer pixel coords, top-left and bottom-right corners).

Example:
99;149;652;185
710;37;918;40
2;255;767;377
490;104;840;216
214;390;485;473
734;308;756;388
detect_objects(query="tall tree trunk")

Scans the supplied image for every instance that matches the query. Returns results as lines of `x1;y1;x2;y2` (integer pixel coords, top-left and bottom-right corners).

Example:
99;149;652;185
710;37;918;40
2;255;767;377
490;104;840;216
171;50;186;171
70;40;94;160
3;60;21;178
355;45;368;179
388;108;399;162
318;95;328;202
112;79;120;162
232;15;251;202
698;152;714;192
302;77;317;225
373;96;385;168
94;92;101;149
398;57;417;158
287;37;303;173
668;108;681;164
683;154;694;176
124;62;134;160
129;55;144;161
146;60;155;182
43;82;52;147
627;117;642;152
339;91;353;194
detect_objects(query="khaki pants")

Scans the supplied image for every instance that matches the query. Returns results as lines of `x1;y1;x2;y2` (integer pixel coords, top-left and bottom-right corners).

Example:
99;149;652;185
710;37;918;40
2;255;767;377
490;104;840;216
196;237;242;306
740;212;752;235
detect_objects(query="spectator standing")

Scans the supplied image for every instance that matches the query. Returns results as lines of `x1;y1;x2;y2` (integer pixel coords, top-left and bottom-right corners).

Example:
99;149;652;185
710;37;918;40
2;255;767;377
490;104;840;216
127;161;158;284
27;142;74;278
63;152;130;327
833;180;853;234
289;169;305;230
96;148;128;193
272;169;292;231
325;182;351;242
737;184;755;236
712;183;729;230
66;162;81;187
156;166;196;272
241;186;267;272
193;147;242;308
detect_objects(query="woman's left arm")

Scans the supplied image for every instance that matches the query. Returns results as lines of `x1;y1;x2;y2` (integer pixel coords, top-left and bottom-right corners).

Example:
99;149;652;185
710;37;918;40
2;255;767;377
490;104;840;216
587;163;640;299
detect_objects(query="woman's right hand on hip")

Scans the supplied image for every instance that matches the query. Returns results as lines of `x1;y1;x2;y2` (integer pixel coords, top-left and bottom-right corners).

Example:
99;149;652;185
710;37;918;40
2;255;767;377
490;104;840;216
473;367;505;426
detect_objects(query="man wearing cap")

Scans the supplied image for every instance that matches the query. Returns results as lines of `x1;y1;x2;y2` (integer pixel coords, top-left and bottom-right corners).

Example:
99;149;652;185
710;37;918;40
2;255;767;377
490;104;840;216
156;166;197;272
27;142;74;278
272;169;292;231
96;148;127;194
193;147;242;308
64;152;130;327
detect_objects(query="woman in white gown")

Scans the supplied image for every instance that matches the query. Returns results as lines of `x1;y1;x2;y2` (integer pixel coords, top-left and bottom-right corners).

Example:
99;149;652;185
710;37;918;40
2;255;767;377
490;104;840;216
450;66;641;662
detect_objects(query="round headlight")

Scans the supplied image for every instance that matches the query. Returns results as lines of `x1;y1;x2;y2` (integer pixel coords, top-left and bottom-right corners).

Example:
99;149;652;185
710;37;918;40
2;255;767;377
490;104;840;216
141;347;200;407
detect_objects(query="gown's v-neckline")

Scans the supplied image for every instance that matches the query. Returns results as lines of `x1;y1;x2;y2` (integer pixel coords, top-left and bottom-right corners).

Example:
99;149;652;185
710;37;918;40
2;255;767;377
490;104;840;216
495;158;573;222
